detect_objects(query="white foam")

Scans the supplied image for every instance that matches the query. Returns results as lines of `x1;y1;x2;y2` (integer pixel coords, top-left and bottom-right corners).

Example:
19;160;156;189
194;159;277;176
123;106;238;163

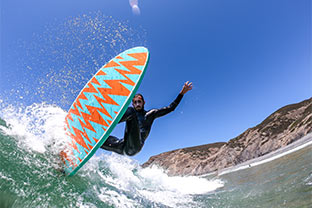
83;153;224;208
0;103;68;153
138;165;224;195
137;165;224;207
97;187;139;208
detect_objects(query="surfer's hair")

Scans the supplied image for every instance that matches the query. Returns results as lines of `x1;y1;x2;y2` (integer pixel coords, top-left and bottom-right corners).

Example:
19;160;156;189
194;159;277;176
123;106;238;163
133;93;145;102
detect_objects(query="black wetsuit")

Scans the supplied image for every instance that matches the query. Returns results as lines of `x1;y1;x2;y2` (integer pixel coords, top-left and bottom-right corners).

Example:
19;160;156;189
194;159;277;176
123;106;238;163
100;93;183;156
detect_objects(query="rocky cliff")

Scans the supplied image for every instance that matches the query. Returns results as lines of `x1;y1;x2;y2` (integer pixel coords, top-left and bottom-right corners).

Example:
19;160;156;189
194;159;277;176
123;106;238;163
142;98;312;176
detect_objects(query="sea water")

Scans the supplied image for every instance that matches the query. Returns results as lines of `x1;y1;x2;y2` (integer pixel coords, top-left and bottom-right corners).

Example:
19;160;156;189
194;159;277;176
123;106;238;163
0;103;311;208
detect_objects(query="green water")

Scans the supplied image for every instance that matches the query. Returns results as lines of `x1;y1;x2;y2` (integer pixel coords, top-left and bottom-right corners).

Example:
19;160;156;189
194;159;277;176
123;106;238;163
213;144;312;208
0;114;311;208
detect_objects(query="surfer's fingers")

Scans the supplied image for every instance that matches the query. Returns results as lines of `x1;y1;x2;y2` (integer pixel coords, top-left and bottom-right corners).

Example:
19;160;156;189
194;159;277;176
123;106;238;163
186;81;193;88
185;81;191;86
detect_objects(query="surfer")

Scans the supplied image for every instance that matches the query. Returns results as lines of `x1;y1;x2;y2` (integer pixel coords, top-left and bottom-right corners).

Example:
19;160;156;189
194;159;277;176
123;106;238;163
100;81;193;156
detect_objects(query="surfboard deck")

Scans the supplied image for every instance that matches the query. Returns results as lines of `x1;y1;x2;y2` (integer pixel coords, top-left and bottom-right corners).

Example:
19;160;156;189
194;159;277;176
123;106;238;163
60;47;149;176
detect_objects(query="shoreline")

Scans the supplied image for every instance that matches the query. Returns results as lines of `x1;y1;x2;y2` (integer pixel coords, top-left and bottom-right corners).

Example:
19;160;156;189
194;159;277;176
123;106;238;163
201;133;312;177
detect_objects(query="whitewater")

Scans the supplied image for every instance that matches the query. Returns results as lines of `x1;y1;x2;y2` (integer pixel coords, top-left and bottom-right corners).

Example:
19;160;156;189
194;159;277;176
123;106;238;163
0;103;224;208
0;103;311;208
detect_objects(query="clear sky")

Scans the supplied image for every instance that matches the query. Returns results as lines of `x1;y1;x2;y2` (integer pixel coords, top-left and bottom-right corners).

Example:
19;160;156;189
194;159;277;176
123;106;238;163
1;0;311;163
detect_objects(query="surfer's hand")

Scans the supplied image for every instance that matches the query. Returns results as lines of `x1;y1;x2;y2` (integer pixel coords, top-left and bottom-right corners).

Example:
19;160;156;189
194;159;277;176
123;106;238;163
180;81;193;95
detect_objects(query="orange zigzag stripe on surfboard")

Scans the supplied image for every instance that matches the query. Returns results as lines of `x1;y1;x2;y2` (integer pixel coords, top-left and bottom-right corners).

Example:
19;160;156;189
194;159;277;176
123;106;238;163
119;52;147;75
66;104;110;154
101;52;148;96
65;52;147;156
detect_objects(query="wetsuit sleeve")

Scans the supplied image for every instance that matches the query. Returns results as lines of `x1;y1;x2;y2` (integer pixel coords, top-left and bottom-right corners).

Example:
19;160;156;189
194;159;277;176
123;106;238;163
118;107;136;123
152;93;183;119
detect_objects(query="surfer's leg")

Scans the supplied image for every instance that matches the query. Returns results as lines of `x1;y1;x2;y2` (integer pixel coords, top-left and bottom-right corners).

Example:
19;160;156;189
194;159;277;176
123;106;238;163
101;107;142;156
123;114;143;156
100;107;137;155
100;136;124;155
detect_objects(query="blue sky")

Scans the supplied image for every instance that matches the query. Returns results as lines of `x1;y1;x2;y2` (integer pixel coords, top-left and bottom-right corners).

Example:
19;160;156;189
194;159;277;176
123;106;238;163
1;0;311;163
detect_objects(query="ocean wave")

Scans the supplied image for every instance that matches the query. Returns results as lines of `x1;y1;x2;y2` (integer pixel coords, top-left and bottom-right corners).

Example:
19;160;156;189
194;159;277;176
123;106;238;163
0;103;223;208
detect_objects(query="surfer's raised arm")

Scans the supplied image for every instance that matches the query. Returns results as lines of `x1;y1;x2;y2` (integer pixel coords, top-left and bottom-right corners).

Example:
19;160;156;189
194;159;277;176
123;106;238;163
150;81;193;119
101;80;193;157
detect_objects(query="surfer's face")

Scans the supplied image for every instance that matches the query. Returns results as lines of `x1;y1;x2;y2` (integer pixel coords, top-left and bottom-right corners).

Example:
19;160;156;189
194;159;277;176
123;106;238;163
132;96;145;111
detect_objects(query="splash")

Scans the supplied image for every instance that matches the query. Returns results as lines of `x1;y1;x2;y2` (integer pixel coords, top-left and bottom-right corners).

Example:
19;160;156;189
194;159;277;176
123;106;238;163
0;103;67;154
81;153;224;208
2;11;147;109
0;103;224;208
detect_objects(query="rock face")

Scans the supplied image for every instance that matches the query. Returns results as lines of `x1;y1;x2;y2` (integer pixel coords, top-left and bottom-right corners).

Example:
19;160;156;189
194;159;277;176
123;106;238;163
142;98;312;176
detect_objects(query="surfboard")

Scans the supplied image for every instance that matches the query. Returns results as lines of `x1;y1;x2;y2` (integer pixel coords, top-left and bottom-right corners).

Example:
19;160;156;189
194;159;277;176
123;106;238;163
60;47;149;176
